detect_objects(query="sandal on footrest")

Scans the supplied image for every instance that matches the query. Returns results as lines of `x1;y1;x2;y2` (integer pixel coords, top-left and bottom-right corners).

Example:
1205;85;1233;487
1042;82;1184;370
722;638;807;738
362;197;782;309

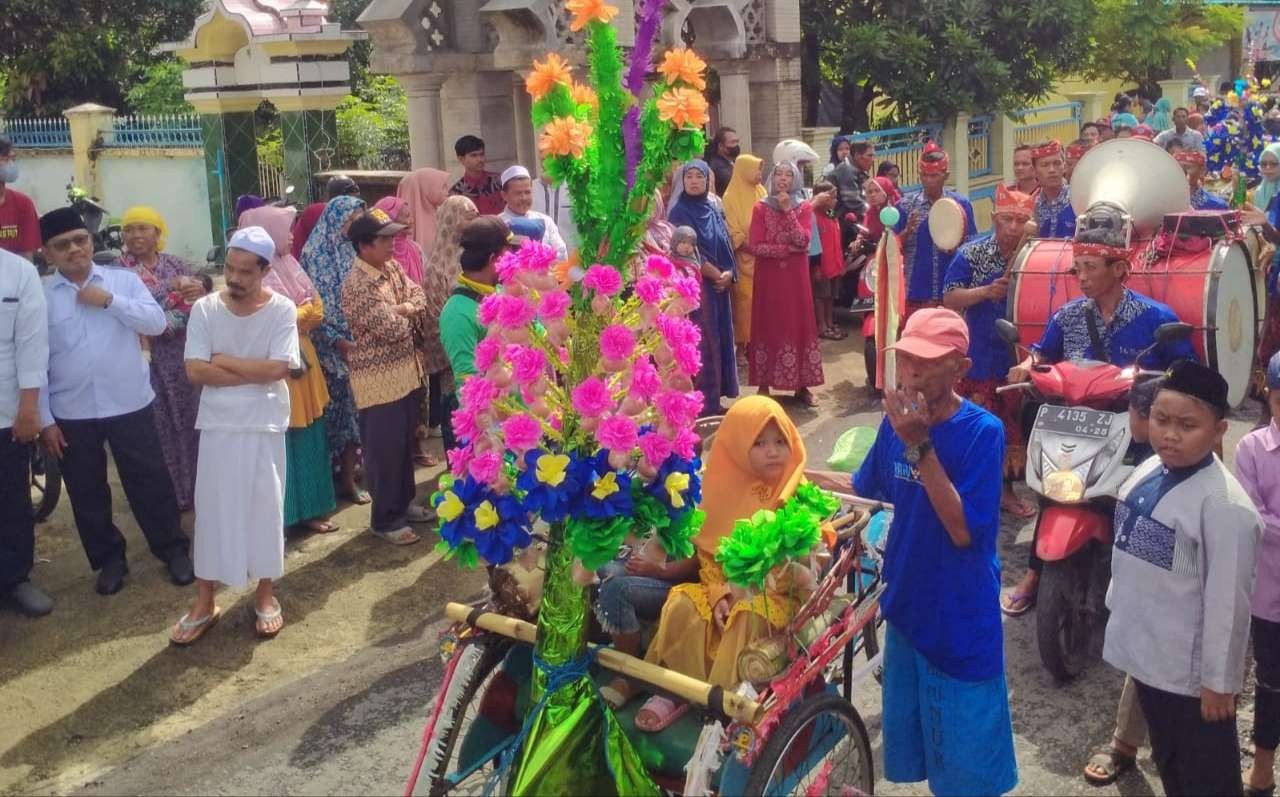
635;695;689;733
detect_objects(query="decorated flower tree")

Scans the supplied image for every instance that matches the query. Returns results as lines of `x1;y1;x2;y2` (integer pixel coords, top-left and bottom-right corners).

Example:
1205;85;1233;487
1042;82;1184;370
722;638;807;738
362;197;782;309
429;1;712;793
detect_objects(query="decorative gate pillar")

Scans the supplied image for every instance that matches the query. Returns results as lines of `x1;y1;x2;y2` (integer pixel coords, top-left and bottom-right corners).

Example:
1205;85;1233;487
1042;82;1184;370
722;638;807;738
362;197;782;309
162;1;362;241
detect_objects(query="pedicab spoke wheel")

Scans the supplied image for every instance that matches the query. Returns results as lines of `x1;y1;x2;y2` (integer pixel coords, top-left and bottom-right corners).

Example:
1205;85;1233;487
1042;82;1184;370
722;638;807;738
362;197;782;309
423;636;511;796
743;693;874;796
29;445;61;523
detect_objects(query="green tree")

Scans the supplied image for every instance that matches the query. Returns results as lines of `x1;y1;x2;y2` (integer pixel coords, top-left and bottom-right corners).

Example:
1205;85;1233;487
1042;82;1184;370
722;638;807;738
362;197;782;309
335;75;409;169
1082;0;1242;97
123;60;194;115
803;0;1095;129
0;0;205;114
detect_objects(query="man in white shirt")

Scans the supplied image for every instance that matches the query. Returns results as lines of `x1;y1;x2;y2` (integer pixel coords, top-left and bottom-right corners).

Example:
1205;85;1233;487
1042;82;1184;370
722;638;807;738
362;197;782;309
531;172;578;251
36;208;193;596
498;165;568;260
0;247;51;616
1153;107;1206;153
170;226;300;645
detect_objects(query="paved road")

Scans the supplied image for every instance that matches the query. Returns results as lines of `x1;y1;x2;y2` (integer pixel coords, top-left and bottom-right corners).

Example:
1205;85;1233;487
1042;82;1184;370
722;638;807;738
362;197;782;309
5;332;1266;796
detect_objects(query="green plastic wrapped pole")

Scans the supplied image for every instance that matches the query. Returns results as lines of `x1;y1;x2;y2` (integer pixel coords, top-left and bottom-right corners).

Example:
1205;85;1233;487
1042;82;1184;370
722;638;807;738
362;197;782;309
508;524;659;796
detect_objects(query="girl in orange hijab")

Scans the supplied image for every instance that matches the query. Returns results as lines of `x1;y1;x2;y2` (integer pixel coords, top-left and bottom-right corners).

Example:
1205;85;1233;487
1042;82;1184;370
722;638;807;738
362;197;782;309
635;396;813;730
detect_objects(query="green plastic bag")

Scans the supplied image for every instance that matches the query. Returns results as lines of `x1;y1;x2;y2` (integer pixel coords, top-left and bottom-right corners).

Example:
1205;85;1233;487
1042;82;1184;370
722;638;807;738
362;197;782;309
827;426;878;473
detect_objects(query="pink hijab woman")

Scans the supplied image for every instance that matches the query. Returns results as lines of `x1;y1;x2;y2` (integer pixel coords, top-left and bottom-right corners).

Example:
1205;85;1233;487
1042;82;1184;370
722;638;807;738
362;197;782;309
372;196;426;284
396;167;451;259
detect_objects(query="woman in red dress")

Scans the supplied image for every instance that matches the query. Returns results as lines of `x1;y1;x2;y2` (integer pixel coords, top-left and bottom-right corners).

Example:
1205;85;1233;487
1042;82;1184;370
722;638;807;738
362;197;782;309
747;161;824;406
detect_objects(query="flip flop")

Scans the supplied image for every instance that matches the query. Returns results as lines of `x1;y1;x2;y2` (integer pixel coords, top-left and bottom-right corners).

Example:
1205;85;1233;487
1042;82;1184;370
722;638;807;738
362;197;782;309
635;695;689;733
374;527;422;546
1001;498;1038;519
343;488;372;505
170;607;222;646
255;598;284;639
1246;784;1277;797
1083;746;1135;786
305;520;340;534
1001;590;1037;617
797;389;819;408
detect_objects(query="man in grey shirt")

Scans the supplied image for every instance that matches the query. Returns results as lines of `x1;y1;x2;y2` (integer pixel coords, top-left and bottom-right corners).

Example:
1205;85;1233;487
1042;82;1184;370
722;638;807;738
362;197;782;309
1103;361;1260;796
1152;106;1206;153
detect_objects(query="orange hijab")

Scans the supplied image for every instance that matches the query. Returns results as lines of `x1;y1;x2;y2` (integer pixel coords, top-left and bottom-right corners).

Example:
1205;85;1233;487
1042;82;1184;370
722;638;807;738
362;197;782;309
695;396;807;558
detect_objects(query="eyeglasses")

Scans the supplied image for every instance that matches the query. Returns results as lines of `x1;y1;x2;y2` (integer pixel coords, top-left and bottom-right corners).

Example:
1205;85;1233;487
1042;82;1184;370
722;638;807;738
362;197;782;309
47;231;92;254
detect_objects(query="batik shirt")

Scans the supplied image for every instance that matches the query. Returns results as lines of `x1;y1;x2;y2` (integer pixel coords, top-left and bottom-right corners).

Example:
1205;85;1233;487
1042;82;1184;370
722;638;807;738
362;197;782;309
942;235;1011;381
1034;184;1076;238
1190;187;1228;211
893;189;977;303
449;172;505;216
1031;288;1198;369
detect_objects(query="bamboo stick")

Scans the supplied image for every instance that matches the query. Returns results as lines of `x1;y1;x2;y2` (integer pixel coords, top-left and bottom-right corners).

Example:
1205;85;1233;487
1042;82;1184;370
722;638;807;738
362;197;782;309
444;602;765;725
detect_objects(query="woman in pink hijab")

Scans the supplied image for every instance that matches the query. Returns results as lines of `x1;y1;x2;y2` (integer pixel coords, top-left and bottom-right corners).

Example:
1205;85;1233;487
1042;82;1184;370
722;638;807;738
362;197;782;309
396;168;451;262
371;196;426;285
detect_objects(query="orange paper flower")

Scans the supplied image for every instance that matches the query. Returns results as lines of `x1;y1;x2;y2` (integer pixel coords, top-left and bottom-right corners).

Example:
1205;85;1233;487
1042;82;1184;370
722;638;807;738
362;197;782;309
526;53;573;101
566;0;619;31
657;49;707;91
656;87;709;129
539;117;593;159
571;82;599;109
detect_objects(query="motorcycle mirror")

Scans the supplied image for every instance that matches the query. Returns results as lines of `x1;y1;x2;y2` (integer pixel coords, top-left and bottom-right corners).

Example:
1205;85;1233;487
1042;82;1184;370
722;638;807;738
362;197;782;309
1154;322;1193;343
994;318;1020;345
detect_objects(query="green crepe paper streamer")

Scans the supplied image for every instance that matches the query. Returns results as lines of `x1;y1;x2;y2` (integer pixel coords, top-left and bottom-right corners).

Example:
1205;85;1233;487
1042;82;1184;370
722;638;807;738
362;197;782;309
586;22;629;271
434;538;479;570
793;481;840;519
715;491;830;589
827;426;877;474
658;507;701;561
566;515;632;571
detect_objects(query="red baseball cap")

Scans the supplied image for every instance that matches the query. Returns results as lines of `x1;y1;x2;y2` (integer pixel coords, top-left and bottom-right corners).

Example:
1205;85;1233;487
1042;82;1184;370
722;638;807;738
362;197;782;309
887;308;970;360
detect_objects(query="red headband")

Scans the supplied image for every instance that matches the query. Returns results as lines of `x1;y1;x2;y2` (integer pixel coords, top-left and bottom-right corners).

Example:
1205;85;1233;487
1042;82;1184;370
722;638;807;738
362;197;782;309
994;183;1035;219
1072;241;1129;261
1173;149;1206;167
1030;140;1062;161
918;140;950;175
1066;142;1088;160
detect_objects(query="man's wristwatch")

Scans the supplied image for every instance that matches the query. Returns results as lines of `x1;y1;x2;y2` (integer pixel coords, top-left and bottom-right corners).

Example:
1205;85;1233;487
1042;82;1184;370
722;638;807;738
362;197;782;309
903;439;933;465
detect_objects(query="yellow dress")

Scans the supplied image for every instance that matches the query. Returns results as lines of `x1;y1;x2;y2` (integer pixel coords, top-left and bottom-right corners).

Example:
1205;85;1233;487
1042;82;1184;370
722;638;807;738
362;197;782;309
722;155;767;348
289;297;330;428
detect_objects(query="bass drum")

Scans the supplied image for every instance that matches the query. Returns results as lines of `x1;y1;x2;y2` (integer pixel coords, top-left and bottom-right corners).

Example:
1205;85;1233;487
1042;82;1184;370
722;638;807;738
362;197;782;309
1008;238;1258;407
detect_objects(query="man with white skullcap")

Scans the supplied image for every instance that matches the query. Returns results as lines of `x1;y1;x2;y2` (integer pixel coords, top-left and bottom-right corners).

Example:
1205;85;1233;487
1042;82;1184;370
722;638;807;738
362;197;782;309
170;225;301;645
498;164;568;260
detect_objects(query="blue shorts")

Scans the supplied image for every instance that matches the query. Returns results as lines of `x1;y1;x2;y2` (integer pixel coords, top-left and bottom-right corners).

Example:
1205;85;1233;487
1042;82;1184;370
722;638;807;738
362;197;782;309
882;624;1018;796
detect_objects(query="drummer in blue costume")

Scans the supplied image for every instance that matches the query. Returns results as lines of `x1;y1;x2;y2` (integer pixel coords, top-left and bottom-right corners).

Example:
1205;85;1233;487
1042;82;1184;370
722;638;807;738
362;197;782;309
1000;230;1199;616
893;140;976;315
1029;140;1076;238
1173;148;1228;211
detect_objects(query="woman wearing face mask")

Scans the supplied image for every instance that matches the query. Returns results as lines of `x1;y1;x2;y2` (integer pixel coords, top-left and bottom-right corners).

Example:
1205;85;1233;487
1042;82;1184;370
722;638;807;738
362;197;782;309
119;206;210;511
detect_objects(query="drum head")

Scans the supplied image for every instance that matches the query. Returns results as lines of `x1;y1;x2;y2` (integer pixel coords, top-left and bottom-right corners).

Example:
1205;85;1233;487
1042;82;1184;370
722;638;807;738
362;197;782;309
1208;242;1257;407
928;197;965;252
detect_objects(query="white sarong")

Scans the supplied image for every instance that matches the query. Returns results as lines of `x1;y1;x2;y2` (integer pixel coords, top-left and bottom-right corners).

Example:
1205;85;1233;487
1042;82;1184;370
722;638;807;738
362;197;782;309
193;429;286;587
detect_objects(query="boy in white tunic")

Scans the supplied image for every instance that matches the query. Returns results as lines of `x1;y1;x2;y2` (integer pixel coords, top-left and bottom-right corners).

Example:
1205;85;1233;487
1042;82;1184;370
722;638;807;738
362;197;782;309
170;226;300;645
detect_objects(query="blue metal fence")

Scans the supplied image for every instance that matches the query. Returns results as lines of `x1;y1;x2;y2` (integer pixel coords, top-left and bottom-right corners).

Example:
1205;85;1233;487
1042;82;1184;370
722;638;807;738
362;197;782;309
968;115;994;178
847;123;943;192
103;115;203;149
1012;102;1083;146
1;117;72;149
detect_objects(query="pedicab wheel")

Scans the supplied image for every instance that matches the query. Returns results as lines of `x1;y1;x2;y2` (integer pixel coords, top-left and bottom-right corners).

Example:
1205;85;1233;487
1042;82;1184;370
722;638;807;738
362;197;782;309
423;635;512;796
1036;552;1093;684
30;445;61;523
742;693;875;796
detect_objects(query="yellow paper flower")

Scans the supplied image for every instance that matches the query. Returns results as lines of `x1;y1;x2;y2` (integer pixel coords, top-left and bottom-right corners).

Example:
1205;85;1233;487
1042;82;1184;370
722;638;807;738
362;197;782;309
657;48;707;90
526;53;573;101
571;82;599;109
591;472;621;500
437;490;465;522
539;117;593;159
566;0;619;31
474;501;499;531
536;453;571;487
664;471;691;509
656;87;709;129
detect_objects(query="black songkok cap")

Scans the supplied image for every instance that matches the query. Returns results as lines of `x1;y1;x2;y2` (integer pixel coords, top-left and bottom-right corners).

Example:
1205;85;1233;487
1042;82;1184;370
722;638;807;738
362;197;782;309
1158;360;1229;418
39;207;87;245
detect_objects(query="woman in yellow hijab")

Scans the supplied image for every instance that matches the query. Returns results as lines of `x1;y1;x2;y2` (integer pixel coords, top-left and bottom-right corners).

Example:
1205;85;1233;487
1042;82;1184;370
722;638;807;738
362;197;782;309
120;205;208;511
635;396;810;730
722;155;767;358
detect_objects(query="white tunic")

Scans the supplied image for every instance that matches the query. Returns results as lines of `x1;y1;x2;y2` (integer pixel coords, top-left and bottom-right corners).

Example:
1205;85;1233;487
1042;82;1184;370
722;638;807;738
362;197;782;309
185;291;300;587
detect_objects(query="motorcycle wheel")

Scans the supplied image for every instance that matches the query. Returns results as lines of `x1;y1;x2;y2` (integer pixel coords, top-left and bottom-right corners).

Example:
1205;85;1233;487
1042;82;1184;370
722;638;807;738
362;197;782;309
1036;548;1095;683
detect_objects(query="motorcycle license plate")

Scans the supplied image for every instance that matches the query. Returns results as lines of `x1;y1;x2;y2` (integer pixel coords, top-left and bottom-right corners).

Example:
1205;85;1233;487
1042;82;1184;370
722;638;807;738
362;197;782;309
1034;405;1114;439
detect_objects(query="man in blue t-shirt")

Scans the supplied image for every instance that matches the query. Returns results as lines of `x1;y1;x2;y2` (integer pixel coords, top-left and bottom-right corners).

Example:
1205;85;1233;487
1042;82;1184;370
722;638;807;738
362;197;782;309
809;308;1017;796
943;183;1037;519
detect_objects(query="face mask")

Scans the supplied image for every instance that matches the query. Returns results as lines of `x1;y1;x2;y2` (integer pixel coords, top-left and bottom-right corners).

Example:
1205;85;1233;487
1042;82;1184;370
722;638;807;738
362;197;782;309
726;145;742;159
0;162;17;184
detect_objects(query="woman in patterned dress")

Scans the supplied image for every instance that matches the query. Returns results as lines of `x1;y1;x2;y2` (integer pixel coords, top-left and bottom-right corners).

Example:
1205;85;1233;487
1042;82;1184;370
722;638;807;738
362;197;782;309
300;195;368;503
119;206;207;511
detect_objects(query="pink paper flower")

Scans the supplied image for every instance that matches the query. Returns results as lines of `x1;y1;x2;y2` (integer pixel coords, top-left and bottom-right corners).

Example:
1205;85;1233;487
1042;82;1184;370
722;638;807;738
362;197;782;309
582;264;623;296
656;313;700;350
474;337;502;373
655;389;701;428
469;450;503;485
571;376;614;418
477;294;503;326
634;276;664;305
501;414;543;453
597;414;639;452
452;407;480;442
671;428;700;459
672;275;702;309
506;345;547;385
629;356;662;399
448;444;474;477
646;254;674;279
539;291;572;320
672;341;702;376
599;324;636;361
496;294;538;329
460;376;501;413
638;432;673;467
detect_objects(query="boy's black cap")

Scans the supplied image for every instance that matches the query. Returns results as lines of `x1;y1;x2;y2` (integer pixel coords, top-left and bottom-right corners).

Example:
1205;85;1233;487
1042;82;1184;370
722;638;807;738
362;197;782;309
1158;360;1229;417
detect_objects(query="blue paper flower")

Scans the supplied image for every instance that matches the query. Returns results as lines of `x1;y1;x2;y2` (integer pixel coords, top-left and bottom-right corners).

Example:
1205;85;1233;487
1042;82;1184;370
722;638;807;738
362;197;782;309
649;454;702;517
573;450;633;520
470;493;532;565
516;448;580;522
434;474;485;548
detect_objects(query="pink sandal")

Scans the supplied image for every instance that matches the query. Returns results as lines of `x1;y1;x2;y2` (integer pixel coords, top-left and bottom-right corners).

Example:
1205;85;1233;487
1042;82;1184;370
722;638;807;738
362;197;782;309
635;695;689;733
